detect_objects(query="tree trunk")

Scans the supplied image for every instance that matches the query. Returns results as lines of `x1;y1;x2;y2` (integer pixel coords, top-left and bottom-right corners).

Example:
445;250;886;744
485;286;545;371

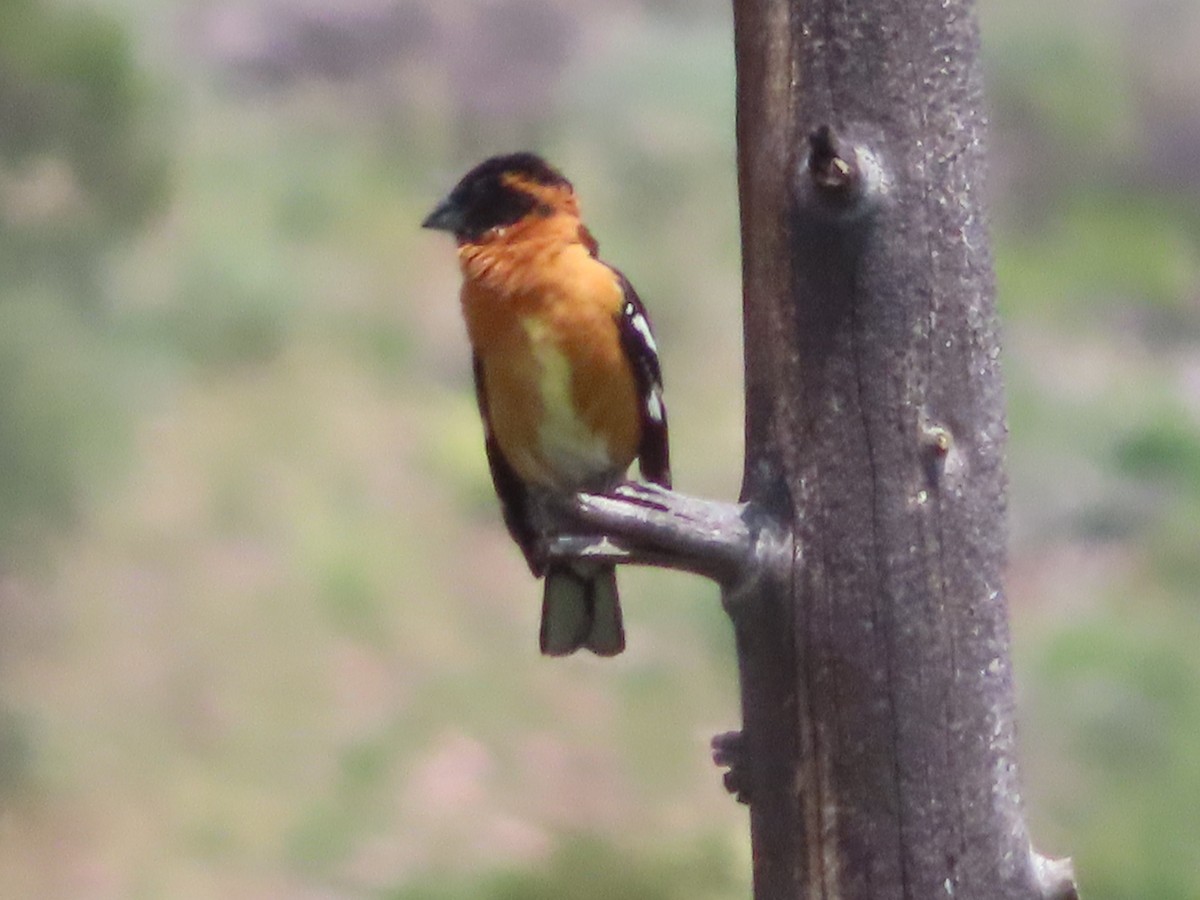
731;0;1065;896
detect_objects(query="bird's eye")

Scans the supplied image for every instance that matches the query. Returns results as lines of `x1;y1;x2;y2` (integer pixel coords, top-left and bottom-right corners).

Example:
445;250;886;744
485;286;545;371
535;203;554;217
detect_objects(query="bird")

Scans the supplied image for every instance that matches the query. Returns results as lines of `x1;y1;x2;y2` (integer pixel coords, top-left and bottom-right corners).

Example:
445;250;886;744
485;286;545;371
422;152;670;656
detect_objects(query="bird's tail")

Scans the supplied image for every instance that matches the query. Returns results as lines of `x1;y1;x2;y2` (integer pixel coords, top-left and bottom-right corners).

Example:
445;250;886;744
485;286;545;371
539;563;625;656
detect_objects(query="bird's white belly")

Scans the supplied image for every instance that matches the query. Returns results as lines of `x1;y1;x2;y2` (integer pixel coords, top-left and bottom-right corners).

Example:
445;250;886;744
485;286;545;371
524;318;615;489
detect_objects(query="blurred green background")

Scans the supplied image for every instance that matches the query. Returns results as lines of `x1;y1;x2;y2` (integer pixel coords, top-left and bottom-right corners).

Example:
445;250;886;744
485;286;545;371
1;0;1197;896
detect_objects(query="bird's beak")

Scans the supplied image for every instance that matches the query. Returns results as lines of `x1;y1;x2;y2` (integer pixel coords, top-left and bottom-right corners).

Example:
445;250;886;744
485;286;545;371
422;196;465;234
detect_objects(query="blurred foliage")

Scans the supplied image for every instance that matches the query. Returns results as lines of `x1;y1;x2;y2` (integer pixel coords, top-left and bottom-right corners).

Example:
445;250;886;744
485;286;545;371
1028;609;1200;900
0;706;34;801
0;0;167;297
0;0;167;559
0;294;125;558
985;4;1200;898
986;21;1135;160
390;835;741;900
995;193;1200;329
1114;417;1200;486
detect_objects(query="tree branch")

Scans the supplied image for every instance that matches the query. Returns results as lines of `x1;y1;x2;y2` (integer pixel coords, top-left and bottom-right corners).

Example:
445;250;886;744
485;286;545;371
541;481;773;588
1032;852;1079;900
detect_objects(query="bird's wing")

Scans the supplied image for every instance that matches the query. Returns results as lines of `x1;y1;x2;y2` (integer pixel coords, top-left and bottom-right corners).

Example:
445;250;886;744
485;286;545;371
473;354;544;576
611;269;671;488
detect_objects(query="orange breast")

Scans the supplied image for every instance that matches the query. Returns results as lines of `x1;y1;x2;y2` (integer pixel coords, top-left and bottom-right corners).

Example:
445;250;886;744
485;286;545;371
461;241;640;490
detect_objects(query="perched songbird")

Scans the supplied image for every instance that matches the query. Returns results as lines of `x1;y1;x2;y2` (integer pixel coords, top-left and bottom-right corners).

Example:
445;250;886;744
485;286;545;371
422;153;670;656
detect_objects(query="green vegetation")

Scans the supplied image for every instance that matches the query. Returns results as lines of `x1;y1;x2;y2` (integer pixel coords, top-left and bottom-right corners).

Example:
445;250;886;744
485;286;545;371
0;0;165;559
390;836;741;900
1;0;1197;897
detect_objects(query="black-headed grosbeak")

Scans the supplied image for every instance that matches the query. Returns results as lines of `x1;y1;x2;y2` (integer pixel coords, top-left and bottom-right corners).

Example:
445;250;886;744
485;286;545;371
422;153;670;656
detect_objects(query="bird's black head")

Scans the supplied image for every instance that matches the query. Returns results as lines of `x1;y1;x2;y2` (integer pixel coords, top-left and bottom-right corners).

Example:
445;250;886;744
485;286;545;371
422;153;573;242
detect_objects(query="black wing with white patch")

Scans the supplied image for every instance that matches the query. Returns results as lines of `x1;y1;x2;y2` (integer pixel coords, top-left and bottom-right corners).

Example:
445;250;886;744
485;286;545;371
472;355;544;576
612;270;671;488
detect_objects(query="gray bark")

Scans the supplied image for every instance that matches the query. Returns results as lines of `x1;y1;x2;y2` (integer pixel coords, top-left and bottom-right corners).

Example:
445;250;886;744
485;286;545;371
728;0;1062;894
